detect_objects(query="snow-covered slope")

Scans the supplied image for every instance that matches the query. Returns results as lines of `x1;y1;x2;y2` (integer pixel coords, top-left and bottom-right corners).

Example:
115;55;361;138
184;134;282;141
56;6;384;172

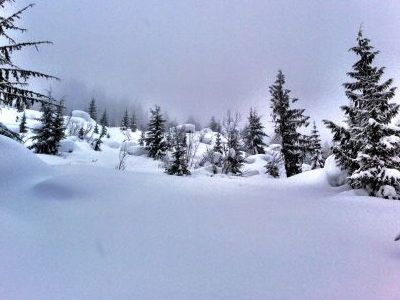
1;106;400;299
0;135;400;299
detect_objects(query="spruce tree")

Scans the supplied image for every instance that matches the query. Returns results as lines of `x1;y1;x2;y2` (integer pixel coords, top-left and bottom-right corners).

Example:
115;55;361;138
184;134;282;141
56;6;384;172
209;116;221;132
166;129;190;176
78;127;84;140
270;70;310;177
120;110;129;131
19;111;27;134
130;111;137;132
309;121;324;169
99;110;109;127
88;98;97;121
221;111;244;175
139;129;146;146
92;121;106;151
213;132;223;154
325;29;400;198
30;101;64;155
52;101;66;145
145;105;167;159
0;1;59;109
244;108;268;155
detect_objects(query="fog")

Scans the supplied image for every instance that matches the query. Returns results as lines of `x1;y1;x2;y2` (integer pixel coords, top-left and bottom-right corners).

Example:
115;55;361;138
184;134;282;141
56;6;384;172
16;0;400;134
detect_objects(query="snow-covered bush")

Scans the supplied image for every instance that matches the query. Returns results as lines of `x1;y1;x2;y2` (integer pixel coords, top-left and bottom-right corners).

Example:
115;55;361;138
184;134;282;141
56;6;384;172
324;155;347;187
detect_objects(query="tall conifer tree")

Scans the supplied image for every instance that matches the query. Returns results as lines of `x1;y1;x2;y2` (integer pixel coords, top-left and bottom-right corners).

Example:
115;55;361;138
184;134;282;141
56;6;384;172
244;108;268;155
145;105;167;159
120;110;129;131
309;121;324;169
270;70;310;177
324;29;400;198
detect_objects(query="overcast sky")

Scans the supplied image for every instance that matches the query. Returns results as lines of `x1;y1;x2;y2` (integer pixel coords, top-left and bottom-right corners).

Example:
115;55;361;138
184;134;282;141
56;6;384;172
15;0;400;135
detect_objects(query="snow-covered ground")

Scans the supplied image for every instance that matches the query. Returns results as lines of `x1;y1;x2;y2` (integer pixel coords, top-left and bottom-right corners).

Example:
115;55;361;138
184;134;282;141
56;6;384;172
1;106;400;299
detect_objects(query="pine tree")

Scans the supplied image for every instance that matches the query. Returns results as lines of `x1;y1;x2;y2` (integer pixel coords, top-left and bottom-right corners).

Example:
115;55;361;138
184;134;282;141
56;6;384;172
213;132;223;154
209;116;221;132
309;121;324;169
0;1;59;110
99;110;109;127
166;129;190;176
145;105;167;159
120;110;129;131
88;98;97;121
92;121;106;151
130;111;137;132
52;101;66;145
78;127;84;140
29;101;64;155
221;110;244;175
270;70;310;177
325;29;400;198
19;111;27;134
244;108;268;155
93;123;99;134
139;129;146;146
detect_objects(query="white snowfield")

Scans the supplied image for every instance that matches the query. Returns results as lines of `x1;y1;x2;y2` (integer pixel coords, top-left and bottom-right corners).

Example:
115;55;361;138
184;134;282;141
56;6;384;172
1;107;400;299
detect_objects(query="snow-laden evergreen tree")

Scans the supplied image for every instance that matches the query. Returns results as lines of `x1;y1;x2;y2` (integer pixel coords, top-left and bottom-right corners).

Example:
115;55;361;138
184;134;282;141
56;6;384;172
139;129;146;146
270;70;310;177
93;123;99;134
145;105;167;159
88;98;97;121
52;101;66;145
0;1;58;109
209;116;221;132
19;111;27;134
92;121;106;151
120;110;129;131
130;111;137;132
244;108;268;155
221;110;244;175
30;101;65;155
309;121;324;169
99;110;109;127
78;127;84;140
325;29;400;198
166;128;190;176
213;132;223;154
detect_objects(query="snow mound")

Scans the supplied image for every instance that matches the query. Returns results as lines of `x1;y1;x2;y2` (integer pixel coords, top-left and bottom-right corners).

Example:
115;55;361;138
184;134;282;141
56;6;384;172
104;140;120;149
31;122;44;132
24;109;42;120
201;128;213;134
59;140;78;153
176;123;195;133
71;110;92;122
121;141;138;151
324;155;347;187
127;145;148;156
201;132;217;145
0;135;50;184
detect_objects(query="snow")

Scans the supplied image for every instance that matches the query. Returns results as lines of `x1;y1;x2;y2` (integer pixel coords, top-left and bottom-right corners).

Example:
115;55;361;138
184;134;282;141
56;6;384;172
71;110;92;122
0;135;50;184
1;106;400;299
324;155;347;187
176;123;196;133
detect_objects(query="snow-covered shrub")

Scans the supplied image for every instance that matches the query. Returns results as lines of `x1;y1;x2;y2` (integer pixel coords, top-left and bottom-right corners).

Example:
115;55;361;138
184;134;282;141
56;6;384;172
58;140;77;153
324;155;347;187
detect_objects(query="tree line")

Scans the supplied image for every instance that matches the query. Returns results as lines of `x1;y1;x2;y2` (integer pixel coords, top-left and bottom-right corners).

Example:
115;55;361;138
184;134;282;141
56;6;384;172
0;1;399;198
